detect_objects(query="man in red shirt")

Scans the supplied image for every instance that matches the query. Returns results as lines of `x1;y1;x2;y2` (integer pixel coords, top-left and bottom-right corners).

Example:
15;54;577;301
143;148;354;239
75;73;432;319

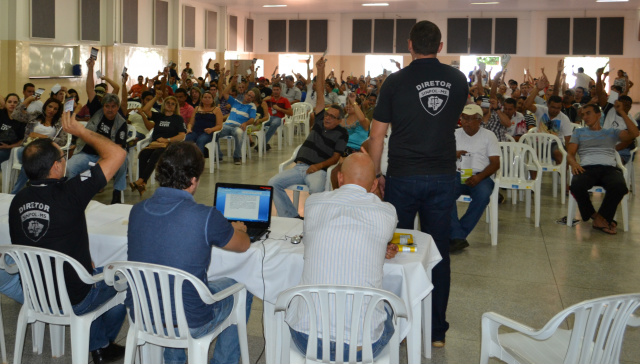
261;83;293;150
129;75;146;99
175;88;194;125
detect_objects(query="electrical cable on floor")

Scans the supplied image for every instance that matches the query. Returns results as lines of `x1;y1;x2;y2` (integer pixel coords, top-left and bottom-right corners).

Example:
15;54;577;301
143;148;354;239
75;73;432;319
254;230;269;364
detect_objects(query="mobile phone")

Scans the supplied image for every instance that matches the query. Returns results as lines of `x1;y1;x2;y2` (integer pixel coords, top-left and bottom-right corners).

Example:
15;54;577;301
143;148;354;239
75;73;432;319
390;58;395;63
167;60;173;68
121;66;128;78
34;88;45;98
322;49;327;58
90;47;99;60
237;74;241;83
96;70;103;79
64;97;75;113
246;69;252;75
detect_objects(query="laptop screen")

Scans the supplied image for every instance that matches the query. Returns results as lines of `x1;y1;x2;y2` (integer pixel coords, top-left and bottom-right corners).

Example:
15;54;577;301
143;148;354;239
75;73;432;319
214;184;273;224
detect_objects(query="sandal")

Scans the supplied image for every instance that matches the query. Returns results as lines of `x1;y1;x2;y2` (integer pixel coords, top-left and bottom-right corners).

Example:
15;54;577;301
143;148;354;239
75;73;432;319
593;224;617;235
129;182;146;196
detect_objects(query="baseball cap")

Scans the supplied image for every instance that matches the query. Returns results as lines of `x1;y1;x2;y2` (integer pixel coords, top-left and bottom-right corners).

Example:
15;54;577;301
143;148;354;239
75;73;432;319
94;86;106;97
462;104;482;117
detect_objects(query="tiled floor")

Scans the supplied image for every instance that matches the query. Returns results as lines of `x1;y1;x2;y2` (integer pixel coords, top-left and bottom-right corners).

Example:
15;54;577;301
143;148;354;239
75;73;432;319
4;113;640;363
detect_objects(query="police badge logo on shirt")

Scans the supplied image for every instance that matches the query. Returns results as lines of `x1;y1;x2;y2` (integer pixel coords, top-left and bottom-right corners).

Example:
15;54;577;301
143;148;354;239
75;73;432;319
19;202;51;242
416;81;452;116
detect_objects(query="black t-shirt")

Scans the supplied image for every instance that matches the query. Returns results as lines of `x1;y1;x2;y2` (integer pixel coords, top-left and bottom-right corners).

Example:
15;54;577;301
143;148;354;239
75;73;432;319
259;86;272;99
8;164;107;305
373;58;468;176
150;112;186;141
0;109;26;144
82;116;127;155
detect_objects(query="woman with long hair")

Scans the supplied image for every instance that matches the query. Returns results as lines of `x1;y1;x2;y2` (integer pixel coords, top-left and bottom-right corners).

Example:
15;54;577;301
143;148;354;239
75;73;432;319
247;87;269;147
129;92;186;196
0;93;27;164
11;97;67;193
184;91;223;154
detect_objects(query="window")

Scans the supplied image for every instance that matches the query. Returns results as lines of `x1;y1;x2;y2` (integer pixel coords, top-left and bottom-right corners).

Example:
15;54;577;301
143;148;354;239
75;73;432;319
365;55;403;78
563;57;609;89
278;54;313;79
459;56;502;84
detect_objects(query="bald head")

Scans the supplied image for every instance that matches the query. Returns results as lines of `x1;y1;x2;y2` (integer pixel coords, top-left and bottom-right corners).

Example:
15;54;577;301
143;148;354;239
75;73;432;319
338;153;377;192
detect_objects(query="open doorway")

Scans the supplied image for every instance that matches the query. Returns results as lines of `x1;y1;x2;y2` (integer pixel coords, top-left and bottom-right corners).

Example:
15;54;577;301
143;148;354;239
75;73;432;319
460;55;503;85
563;57;609;89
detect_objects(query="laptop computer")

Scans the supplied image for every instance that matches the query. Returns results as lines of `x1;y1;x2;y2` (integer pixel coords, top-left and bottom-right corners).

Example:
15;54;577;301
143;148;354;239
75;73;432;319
214;183;274;242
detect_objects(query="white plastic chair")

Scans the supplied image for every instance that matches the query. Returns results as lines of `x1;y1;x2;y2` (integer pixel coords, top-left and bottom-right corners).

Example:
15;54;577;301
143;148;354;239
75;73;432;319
498;142;543;227
103;261;250;364
624;136;639;195
1;148;21;193
204;130;249;172
455;170;501;246
520;133;568;204
249;126;266;158
286;103;313;139
278;144;336;213
274;285;408;364
480;293;640;364
134;129;155;184
0;245;125;364
504;134;516;143
566;153;629;232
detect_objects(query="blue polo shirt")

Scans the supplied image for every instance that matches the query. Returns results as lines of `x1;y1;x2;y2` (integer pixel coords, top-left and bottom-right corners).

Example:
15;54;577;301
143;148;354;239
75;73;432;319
226;96;257;126
127;187;235;328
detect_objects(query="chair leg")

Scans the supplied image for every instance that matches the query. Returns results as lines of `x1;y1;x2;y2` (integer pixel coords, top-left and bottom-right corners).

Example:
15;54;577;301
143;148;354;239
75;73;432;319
560;170;567;205
534;187;541;227
13;308;29;364
525;190;532;218
123;328;137;364
0;301;5;364
50;324;65;358
567;195;577;226
552;172;558;198
292;191;300;213
70;322;91;364
235;290;250;364
622;195;629;232
32;321;45;354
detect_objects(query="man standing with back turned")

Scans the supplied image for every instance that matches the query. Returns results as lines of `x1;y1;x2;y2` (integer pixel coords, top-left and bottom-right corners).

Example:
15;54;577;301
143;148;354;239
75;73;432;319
369;21;468;347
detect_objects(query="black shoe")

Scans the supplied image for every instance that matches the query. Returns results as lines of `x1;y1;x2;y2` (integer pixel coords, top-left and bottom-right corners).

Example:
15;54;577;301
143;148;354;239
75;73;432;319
234;158;242;165
498;193;505;204
266;144;271;151
110;190;122;205
449;238;469;253
91;343;125;364
295;215;304;220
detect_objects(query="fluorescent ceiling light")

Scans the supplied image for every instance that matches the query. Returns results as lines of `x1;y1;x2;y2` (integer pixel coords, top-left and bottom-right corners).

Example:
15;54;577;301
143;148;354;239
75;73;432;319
471;1;499;4
263;4;287;7
596;0;628;2
362;3;389;6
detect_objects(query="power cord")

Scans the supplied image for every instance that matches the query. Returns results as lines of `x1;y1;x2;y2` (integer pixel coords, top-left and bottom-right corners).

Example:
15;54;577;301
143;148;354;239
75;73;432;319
254;230;269;364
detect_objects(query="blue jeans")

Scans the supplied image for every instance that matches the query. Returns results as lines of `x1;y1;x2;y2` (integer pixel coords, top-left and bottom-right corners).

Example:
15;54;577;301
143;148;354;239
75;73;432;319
384;173;457;342
268;163;327;218
164;277;254;364
72;267;126;352
0;255;23;304
66;151;127;191
11;147;26;194
263;116;282;144
290;306;395;362
185;131;214;155
450;174;494;240
217;124;244;160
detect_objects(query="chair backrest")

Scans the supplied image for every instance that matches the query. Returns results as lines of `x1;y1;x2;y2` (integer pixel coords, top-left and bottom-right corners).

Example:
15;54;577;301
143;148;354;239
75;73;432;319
279;144;303;172
519;133;566;166
103;261;219;347
289;103;310;124
498;142;541;180
504;134;516;143
544;293;640;364
0;245;94;318
274;284;408;364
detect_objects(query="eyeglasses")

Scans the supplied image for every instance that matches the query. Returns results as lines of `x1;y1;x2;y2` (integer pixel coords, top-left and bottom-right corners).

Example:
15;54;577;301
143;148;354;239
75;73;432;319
56;153;68;162
325;113;340;121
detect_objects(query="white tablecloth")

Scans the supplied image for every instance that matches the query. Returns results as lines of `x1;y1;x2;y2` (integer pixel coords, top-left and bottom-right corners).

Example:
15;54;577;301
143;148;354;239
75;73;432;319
0;194;442;362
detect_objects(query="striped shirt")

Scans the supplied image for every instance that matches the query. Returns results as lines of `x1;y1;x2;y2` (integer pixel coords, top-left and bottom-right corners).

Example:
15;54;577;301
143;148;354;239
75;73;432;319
286;184;397;344
225;96;256;126
295;109;348;168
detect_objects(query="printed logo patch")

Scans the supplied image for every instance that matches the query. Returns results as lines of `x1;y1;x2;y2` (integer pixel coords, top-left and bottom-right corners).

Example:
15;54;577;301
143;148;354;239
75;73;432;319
19;202;51;242
419;87;449;116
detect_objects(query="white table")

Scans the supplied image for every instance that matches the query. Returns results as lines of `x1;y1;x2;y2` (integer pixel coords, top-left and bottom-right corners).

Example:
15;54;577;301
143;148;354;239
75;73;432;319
0;195;442;362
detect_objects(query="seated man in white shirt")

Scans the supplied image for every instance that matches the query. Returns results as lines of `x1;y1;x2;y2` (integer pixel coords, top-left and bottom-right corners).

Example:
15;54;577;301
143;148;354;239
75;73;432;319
450;104;501;253
523;77;573;165
286;153;399;361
